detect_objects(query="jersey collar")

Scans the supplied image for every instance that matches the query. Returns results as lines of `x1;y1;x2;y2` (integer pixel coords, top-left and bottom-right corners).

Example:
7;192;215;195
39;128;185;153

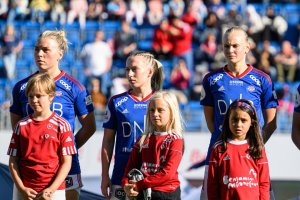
224;64;252;78
128;89;155;102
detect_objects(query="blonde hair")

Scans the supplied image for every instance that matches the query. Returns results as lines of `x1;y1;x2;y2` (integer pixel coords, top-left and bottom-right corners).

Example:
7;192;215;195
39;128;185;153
26;73;56;98
139;91;184;150
126;51;164;91
223;26;249;43
37;30;69;52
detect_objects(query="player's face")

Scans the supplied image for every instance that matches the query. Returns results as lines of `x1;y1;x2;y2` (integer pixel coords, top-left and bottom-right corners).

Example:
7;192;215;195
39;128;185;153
126;56;153;89
34;37;63;72
229;108;252;141
149;99;171;132
28;87;53;115
222;30;250;66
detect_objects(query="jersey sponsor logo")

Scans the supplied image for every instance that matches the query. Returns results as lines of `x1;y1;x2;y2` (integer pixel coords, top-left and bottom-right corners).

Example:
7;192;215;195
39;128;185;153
247;86;255;92
295;91;300;108
134;104;147;109
249;75;261;86
115;97;128;107
211;74;223;85
41;133;56;140
229;80;243;86
200;85;205;101
218;86;225;91
55;91;63;96
217;95;254;115
59;80;71;90
20;83;28;91
142;143;149;149
122;147;132;152
65;177;73;188
85;95;93;105
272;90;277;100
223;155;230;160
103;108;111;123
65;136;73;142
114;188;126;199
122;109;129;114
223;174;258;189
10;138;15;144
47;123;54;130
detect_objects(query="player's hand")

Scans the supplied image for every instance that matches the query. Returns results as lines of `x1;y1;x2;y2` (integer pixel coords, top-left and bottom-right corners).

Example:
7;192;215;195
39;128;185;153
124;183;138;197
20;187;38;200
35;188;53;200
101;175;112;198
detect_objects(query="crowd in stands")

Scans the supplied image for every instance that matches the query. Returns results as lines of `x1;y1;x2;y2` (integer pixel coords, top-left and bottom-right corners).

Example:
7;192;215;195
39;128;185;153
0;0;300;132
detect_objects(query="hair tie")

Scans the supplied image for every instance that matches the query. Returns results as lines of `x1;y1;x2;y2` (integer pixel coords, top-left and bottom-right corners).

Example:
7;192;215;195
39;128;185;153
154;59;163;69
236;101;254;114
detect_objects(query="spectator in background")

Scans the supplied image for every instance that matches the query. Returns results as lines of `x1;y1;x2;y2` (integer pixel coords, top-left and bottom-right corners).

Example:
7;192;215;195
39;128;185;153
86;0;106;21
257;40;277;81
152;18;173;60
274;40;298;83
0;0;9;19
29;0;50;23
221;5;244;35
184;0;207;27
106;0;127;21
181;4;199;28
245;5;264;44
0;24;23;80
89;78;106;111
49;0;67;25
168;0;185;18
262;6;287;42
146;0;164;25
170;58;191;99
67;0;88;30
195;32;218;70
81;30;113;97
126;0;146;26
112;19;137;61
168;15;194;87
7;0;29;24
206;0;226;20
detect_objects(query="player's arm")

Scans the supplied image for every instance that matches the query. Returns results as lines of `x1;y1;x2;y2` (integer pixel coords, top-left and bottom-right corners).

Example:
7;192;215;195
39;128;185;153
262;108;277;143
9;156;38;199
203;106;215;134
101;128;116;198
292;112;300;150
10;113;22;131
75;111;96;149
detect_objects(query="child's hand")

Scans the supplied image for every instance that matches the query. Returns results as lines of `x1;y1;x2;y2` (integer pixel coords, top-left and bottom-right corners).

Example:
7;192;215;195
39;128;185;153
20;187;38;200
35;188;53;200
124;183;139;197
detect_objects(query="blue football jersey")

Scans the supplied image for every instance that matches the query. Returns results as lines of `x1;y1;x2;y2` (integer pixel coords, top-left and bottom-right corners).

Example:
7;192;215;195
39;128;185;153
10;71;94;174
200;65;278;160
294;85;300;113
103;91;153;185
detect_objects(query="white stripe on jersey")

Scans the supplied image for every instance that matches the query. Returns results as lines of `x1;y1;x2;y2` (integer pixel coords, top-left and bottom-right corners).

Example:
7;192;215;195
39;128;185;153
62;147;67;155
8;148;17;156
51;114;72;133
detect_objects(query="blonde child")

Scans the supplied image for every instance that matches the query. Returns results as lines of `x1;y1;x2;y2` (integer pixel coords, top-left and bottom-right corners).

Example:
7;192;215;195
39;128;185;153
207;99;270;200
121;91;184;200
8;73;76;200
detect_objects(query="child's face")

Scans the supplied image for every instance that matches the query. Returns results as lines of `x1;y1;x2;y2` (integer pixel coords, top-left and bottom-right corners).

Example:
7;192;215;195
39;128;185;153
149;98;171;132
229;108;252;141
28;87;53;114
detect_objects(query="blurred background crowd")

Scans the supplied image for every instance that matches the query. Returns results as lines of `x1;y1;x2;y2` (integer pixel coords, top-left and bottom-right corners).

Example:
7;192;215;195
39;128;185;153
0;0;299;133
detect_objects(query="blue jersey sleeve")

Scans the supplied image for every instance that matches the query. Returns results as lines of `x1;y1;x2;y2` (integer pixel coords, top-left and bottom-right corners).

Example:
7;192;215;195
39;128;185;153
102;97;117;130
74;88;94;117
200;75;214;107
10;83;23;116
294;85;300;113
260;76;278;109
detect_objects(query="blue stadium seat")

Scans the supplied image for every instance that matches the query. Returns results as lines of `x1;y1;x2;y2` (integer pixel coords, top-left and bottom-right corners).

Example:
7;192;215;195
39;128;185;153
137;40;152;51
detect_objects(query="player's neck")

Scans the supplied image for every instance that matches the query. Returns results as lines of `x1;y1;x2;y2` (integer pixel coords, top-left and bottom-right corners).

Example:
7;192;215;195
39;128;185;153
227;63;248;77
40;67;61;79
131;86;153;101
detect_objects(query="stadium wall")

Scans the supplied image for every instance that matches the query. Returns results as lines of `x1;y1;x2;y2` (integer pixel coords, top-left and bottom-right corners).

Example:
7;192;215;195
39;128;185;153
1;131;299;181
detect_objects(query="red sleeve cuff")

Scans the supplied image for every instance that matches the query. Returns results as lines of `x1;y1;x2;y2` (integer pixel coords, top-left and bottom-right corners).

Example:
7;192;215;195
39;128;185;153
136;180;146;191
